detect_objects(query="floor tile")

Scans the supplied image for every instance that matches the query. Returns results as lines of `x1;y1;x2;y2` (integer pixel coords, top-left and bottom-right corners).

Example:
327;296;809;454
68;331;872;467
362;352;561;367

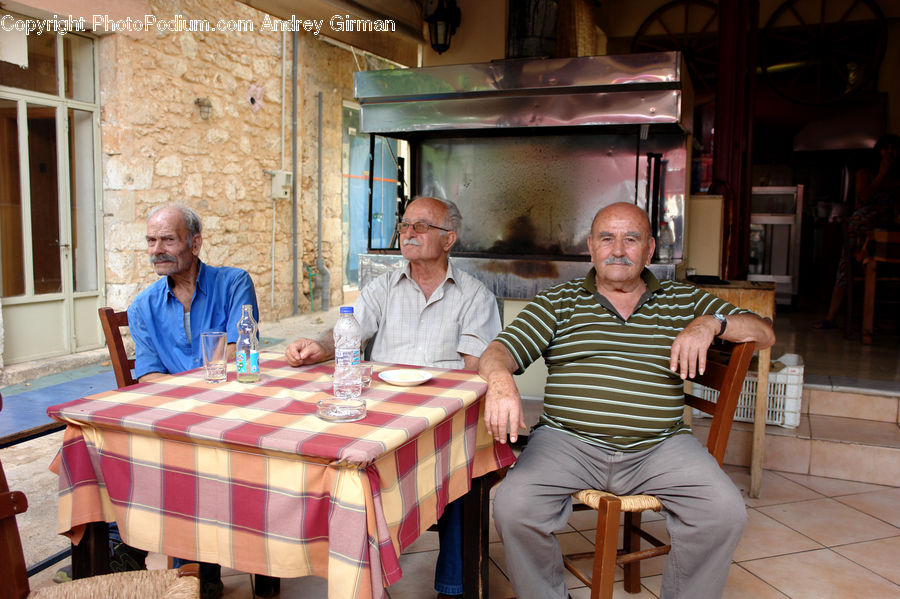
725;467;824;507
568;580;658;598
777;471;892;497
833;535;900;586
277;574;328;598
835;487;900;528
386;548;437;599
810;439;900;486
721;563;791;598
762;433;812;474
733;509;822;562
740;548;900;598
807;389;898;422
809;414;900;448
756;497;900;547
401;529;439;553
221;572;252;599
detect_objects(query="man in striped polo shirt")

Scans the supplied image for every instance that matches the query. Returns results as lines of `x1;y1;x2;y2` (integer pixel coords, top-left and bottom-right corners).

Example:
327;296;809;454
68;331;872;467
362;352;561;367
480;202;775;599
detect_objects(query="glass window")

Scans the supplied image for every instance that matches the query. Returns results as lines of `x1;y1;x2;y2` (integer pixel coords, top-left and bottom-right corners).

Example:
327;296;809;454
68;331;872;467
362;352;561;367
0;27;57;95
64;34;94;102
27;103;61;294
69;108;97;291
0;99;25;297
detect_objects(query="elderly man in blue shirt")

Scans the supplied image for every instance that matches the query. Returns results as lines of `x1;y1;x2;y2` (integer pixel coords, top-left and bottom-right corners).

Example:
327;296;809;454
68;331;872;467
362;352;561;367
128;204;258;381
124;204;258;599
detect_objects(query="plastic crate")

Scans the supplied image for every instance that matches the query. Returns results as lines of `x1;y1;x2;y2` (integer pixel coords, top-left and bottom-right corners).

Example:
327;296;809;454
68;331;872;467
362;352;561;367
690;353;803;428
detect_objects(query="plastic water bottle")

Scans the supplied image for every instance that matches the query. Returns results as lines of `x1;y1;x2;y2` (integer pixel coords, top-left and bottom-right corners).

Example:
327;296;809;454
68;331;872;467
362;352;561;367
658;222;675;262
235;304;260;383
333;306;362;398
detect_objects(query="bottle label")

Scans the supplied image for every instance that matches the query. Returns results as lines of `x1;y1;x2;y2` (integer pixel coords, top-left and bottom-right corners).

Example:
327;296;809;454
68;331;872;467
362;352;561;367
334;348;360;366
236;351;260;373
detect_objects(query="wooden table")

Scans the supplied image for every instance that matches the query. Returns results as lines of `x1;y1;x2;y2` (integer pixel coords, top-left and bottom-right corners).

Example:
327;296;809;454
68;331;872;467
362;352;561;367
697;281;776;498
48;353;515;599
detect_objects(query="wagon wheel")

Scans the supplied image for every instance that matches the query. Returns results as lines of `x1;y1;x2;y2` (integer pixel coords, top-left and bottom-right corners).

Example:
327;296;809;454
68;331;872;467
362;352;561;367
760;0;887;105
631;0;719;100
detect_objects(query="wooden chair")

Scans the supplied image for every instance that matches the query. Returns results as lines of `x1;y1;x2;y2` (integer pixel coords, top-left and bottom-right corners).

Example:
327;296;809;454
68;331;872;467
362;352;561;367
562;341;756;599
98;307;137;388
0;400;199;599
861;230;900;344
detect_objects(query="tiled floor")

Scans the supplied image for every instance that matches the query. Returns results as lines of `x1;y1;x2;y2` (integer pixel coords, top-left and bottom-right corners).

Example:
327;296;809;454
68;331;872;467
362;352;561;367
191;466;899;598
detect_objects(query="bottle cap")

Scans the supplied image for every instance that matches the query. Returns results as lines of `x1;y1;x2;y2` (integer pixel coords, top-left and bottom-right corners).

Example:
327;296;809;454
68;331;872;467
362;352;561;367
339;306;354;314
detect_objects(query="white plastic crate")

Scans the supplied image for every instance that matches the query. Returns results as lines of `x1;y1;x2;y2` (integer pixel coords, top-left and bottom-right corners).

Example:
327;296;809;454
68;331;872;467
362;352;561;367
690;353;803;428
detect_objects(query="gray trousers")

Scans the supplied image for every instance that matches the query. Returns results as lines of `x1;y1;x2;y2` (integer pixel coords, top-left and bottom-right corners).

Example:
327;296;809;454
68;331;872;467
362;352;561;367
493;427;746;599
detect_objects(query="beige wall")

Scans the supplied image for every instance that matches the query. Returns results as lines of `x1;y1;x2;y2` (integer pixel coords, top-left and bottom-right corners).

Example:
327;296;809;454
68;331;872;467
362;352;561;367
89;0;376;322
98;0;294;323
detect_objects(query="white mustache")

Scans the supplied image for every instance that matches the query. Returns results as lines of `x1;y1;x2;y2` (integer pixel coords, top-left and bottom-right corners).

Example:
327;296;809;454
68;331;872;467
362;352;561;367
604;256;634;266
402;239;423;247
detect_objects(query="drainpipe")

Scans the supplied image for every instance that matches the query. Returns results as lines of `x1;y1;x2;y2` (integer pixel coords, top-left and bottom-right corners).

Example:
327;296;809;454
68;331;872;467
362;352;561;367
291;30;299;315
315;91;331;311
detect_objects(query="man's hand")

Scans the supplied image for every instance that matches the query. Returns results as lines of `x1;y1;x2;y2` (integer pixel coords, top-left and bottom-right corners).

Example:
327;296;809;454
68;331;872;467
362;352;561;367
483;372;526;444
285;338;329;367
479;341;527;444
669;315;717;379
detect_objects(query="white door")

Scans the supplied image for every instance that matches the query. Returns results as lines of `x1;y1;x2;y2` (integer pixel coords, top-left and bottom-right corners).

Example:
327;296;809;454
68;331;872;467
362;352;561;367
0;29;103;365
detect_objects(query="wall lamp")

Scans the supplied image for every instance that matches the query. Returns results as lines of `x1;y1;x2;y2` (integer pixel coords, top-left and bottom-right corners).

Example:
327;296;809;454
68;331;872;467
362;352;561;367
424;0;461;55
194;97;212;120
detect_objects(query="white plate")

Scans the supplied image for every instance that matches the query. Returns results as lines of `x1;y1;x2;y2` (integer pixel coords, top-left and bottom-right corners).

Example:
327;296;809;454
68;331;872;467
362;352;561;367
378;369;433;387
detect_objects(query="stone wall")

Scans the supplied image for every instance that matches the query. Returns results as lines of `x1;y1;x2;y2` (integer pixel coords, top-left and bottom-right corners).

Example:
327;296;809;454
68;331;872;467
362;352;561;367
99;0;362;323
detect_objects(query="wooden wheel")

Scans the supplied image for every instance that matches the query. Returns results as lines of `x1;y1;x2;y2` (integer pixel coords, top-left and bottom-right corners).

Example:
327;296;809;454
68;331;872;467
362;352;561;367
631;0;720;99
760;0;887;104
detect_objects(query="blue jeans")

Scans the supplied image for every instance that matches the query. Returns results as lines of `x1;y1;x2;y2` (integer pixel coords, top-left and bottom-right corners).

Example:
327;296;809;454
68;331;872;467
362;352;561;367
434;497;463;595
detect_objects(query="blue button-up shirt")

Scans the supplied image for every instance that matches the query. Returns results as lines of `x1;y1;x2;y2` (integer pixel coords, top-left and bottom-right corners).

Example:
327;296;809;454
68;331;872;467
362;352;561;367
128;260;258;379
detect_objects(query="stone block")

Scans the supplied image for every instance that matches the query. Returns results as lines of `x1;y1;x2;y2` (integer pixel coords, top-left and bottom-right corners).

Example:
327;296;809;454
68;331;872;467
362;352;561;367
184;174;203;197
155;155;183;177
104;155;153;190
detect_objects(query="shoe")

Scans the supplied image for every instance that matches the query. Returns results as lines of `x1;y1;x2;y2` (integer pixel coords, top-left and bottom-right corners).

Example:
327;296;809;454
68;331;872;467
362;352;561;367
201;579;225;599
812;319;838;330
52;565;72;584
108;540;148;573
436;594;462;599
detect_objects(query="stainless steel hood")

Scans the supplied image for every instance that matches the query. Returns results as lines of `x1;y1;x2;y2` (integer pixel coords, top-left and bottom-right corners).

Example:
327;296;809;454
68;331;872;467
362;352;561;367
354;51;693;135
354;52;693;297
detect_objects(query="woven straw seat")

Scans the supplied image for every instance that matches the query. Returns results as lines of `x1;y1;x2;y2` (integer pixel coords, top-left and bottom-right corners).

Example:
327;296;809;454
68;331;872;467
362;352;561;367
562;341;756;599
27;568;199;599
572;489;663;513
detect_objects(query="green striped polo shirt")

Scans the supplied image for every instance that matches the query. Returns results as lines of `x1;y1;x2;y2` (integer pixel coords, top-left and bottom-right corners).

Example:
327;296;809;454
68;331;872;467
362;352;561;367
496;268;746;451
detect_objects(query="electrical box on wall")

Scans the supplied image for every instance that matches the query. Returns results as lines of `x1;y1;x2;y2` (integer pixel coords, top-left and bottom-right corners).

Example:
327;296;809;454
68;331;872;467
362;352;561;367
268;170;292;199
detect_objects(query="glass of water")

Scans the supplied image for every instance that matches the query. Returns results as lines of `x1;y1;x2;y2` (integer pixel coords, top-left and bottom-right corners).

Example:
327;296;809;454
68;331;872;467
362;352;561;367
201;331;227;383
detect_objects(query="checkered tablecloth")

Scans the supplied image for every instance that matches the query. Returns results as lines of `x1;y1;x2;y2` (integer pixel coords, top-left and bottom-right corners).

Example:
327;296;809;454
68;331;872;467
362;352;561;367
48;352;516;599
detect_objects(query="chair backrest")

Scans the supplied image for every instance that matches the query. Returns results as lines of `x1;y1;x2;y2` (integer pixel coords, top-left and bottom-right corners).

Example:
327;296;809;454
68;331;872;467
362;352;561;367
684;341;756;465
98;307;138;388
0;400;31;599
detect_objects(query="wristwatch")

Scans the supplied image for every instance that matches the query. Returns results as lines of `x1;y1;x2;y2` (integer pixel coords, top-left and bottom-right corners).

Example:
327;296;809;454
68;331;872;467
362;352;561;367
712;313;728;337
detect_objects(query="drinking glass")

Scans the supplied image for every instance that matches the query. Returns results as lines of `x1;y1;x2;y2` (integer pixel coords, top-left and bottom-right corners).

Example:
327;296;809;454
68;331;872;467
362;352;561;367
359;362;374;388
201;331;227;383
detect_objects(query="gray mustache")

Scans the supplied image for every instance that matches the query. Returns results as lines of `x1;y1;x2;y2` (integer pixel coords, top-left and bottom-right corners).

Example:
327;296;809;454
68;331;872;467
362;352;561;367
150;254;177;264
603;256;634;265
402;239;423;247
